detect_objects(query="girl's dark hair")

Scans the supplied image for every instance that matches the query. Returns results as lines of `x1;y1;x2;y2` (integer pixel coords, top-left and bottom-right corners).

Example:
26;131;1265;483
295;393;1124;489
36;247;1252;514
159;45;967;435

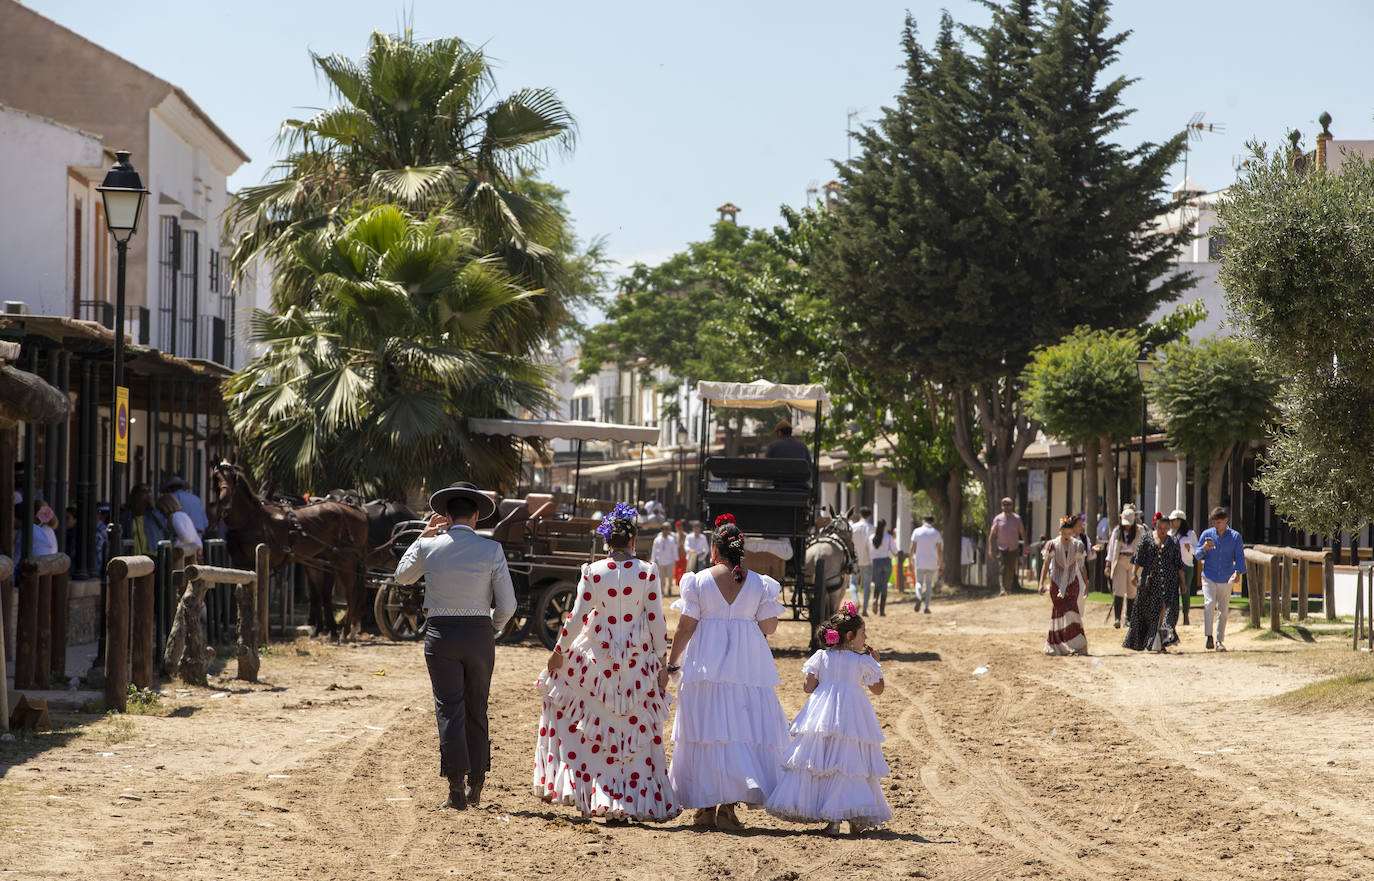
1120;521;1138;543
818;607;864;649
714;522;747;583
872;519;886;550
606;517;637;549
1172;516;1191;535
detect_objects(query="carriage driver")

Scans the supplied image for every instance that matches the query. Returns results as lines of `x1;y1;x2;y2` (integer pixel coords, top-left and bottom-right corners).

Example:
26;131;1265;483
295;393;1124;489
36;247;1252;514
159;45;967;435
394;481;516;810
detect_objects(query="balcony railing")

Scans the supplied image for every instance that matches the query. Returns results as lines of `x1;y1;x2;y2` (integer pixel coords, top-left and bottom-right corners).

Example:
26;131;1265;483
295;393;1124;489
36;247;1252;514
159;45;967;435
76;300;150;345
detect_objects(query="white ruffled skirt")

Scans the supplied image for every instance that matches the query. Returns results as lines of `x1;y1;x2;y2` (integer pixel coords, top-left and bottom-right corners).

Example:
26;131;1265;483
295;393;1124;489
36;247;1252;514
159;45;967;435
668;680;791;808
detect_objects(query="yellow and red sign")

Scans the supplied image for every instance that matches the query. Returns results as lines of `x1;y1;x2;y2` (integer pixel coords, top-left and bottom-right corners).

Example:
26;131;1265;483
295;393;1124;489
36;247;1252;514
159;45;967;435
115;386;130;464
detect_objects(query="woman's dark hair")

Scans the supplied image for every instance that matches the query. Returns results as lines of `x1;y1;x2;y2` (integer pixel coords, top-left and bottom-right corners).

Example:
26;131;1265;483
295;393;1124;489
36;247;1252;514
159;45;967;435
714;522;747;583
1120;521;1138;543
606;517;637;549
1171;516;1191;536
872;519;887;549
818;607;864;649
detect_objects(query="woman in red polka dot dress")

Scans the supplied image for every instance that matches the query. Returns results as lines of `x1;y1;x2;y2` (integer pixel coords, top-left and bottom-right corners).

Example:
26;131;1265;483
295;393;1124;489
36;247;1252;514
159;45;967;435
532;503;678;822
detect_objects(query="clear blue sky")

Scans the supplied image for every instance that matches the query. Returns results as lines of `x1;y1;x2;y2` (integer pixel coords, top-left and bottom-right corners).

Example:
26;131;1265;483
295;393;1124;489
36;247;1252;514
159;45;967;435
27;0;1374;277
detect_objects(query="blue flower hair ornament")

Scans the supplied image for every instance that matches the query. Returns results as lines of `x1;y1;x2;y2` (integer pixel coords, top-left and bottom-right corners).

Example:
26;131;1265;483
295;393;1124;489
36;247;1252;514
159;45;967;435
597;502;639;538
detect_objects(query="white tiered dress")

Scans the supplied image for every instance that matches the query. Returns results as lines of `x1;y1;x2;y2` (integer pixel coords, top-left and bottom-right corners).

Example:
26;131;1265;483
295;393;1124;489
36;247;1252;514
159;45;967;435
765;649;892;825
668;569;790;809
532;556;679;820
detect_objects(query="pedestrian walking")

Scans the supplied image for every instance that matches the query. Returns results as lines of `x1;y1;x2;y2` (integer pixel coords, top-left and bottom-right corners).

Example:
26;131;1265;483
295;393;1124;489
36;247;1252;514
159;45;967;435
393;481;517;810
908;515;942;614
868;521;897;616
1124;513;1184;653
849;507;875;610
1105;508;1142;628
988;498;1025;596
533;503;677;822
1168;510;1198;627
666;514;790;830
651;522;679;597
765;602;891;836
1039;514;1088;656
683;521;710;573
673;519;688;587
1196;506;1246;652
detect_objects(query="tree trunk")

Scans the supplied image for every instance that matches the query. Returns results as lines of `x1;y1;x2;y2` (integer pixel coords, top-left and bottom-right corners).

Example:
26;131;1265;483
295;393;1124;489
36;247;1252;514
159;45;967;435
951;381;1039;590
924;469;965;586
1083;437;1100;536
1206;444;1235;517
1100;434;1119;531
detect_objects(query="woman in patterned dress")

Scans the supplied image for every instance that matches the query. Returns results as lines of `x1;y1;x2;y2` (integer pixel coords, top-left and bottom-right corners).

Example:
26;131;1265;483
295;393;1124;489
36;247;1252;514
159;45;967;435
1038;514;1089;656
1124;512;1185;653
532;503;678;822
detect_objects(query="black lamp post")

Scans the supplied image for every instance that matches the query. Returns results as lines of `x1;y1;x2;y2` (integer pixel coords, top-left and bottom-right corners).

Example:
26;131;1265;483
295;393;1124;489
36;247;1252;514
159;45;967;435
1134;358;1155;510
95;151;149;659
676;423;689;517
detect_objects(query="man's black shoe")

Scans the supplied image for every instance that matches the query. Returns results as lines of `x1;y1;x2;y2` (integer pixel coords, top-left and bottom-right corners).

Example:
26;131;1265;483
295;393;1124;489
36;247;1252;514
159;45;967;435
465;773;485;807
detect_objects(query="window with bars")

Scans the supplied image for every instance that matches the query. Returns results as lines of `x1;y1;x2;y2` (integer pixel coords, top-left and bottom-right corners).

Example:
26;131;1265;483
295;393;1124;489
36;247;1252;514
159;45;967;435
157;216;181;354
179;228;199;357
208;248;220;293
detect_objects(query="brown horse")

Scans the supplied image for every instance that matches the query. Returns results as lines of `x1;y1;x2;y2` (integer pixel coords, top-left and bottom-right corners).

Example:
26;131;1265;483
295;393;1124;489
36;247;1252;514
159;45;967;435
213;462;370;640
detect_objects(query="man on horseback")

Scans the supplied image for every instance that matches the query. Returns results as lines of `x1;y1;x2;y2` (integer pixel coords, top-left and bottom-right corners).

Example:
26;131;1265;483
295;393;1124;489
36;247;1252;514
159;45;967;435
394;481;516;811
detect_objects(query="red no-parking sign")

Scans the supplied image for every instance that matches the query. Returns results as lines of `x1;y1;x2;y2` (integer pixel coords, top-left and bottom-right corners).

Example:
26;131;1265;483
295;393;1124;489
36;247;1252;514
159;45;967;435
115;386;130;464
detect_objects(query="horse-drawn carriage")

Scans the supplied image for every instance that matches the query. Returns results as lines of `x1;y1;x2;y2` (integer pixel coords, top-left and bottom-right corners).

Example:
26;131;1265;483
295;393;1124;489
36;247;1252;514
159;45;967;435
693;381;853;646
369;418;662;647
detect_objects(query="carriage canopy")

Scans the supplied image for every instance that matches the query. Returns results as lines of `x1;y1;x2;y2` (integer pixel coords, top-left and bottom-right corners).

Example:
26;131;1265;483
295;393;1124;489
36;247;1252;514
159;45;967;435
695;379;829;411
466;418;660;444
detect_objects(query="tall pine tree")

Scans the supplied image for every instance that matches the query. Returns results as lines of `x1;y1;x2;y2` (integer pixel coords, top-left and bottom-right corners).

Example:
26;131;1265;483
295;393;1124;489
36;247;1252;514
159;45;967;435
820;1;1190;585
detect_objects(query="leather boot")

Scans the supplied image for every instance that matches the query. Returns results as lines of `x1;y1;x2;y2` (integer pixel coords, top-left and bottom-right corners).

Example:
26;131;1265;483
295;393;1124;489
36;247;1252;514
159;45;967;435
1112;596;1123;627
1124;597;1134;624
443;778;467;810
465;773;485;807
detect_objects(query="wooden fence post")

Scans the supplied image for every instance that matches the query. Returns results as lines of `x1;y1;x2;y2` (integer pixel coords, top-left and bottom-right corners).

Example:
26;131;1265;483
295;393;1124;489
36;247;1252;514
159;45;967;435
1356;567;1365;650
235;581;259;683
1298;559;1309;622
0;554;12;731
256;544;269;645
49;567;68;680
34;573;51;688
14;562;38;689
1324;551;1336;622
105;558;130;712
131;562;156;689
1269;555;1282;634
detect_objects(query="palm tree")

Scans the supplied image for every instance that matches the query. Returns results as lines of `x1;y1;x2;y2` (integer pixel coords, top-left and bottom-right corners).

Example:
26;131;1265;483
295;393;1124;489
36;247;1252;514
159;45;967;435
228;29;579;328
224;205;552;497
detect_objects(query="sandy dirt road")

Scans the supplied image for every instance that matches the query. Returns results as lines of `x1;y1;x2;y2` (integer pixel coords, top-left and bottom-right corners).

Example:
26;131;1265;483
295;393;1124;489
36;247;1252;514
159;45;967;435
4;586;1374;881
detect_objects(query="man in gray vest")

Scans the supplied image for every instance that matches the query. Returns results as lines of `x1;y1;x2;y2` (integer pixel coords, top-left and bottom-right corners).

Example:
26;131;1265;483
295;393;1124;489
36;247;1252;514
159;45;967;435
394;481;516;810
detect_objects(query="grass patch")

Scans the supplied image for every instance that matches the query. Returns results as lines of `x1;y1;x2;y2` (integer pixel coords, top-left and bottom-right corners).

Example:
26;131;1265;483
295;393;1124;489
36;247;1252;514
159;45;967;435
1271;672;1374;713
99;716;136;744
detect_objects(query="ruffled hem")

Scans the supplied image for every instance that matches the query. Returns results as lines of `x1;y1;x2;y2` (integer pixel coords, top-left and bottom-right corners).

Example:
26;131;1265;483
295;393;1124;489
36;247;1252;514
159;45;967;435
764;767;892;824
672;682;791;748
667;740;783;808
780;733;890;778
789;685;885;744
532;759;680;821
676;620;782;687
537;678;669;759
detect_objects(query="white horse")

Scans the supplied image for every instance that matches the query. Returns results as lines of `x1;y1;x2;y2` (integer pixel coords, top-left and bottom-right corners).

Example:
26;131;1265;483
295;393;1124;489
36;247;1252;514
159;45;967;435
804;505;856;625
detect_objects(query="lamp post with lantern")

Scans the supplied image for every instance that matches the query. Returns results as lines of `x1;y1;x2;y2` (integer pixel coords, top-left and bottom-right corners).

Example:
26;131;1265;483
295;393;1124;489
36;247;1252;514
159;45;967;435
95;150;148;660
1134;358;1155;509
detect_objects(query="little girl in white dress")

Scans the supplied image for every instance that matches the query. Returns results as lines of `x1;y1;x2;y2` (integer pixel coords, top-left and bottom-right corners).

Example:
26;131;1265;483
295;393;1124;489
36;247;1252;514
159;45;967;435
766;602;891;835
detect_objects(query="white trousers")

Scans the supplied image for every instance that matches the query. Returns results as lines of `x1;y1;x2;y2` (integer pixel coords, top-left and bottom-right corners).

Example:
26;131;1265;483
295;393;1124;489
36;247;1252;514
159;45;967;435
914;568;937;610
1201;575;1233;642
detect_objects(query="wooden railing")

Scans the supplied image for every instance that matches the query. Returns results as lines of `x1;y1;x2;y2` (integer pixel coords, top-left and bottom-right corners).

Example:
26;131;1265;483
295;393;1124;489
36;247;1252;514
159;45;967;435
1243;545;1336;632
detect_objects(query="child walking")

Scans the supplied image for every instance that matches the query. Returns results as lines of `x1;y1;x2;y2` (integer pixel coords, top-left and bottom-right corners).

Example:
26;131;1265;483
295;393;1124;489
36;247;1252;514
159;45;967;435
765;602;892;835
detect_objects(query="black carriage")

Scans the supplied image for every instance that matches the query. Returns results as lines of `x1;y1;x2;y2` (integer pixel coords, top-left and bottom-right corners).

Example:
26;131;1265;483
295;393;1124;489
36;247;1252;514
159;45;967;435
693;380;839;641
369;418;661;647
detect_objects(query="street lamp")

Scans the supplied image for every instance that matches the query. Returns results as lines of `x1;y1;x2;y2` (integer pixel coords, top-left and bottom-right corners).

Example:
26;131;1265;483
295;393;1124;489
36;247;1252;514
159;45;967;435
676;423;689;517
1134;358;1155;510
96;150;148;660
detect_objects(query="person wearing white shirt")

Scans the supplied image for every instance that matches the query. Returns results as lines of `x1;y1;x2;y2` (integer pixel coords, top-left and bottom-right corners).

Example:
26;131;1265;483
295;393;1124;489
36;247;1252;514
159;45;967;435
1168;510;1199;628
868;521;898;616
683;522;710;573
651;523;679;596
849;508;875;609
156;494;203;562
908;515;943;614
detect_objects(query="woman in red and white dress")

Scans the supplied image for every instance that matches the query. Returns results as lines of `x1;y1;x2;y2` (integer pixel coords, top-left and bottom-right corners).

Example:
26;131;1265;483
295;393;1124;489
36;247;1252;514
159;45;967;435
533;504;678;822
1038;514;1089;656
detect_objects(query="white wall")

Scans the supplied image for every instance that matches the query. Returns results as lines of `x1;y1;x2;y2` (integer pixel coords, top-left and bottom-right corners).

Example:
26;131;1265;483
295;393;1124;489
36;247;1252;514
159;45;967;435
0;106;102;315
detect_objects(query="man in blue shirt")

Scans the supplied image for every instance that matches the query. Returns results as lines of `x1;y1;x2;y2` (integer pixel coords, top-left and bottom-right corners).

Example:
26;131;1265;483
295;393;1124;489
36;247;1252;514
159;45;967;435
1195;505;1246;652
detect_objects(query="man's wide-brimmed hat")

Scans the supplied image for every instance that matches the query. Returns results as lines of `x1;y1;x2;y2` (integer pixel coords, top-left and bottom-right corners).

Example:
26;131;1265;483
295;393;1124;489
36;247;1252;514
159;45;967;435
428;481;496;520
162;475;188;491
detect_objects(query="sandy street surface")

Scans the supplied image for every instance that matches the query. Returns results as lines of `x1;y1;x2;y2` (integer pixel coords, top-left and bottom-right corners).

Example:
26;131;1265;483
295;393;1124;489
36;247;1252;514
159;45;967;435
5;585;1374;881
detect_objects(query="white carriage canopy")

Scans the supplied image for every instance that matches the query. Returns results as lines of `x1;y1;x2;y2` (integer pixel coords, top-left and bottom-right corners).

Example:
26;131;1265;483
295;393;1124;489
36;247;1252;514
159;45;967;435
466;418;660;444
696;379;830;411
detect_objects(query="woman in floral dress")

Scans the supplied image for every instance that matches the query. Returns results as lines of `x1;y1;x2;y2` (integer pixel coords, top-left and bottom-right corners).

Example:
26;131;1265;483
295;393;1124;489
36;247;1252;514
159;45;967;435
533;503;678;822
1038;514;1089;656
1124;512;1185;653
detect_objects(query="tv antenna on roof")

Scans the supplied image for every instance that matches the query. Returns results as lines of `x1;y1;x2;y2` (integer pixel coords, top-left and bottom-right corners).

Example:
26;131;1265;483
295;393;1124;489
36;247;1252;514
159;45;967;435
1181;112;1225;196
847;108;862;161
805;179;819;207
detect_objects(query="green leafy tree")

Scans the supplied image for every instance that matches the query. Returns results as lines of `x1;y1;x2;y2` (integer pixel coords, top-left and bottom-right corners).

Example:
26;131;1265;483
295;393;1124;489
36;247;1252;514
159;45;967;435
1146;337;1277;514
224;206;551;496
817;2;1191;584
228;28;588;336
1214;142;1374;533
1022;327;1143;532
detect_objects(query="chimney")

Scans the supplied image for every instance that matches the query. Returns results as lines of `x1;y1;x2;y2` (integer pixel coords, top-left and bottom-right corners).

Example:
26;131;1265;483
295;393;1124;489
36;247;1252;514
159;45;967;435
1287;129;1303;170
716;203;740;224
1316;111;1333;170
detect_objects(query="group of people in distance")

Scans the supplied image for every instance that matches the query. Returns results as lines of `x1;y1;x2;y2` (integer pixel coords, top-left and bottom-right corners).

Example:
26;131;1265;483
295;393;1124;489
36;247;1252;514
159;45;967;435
1039;504;1246;656
396;484;890;834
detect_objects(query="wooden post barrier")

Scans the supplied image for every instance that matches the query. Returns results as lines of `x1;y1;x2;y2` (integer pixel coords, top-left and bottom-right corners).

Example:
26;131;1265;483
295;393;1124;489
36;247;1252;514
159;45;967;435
1269;553;1282;633
105;555;155;712
1324;551;1337;622
167;564;260;685
0;554;12;732
15;553;70;689
1244;548;1271;631
131;563;156;690
50;566;68;680
255;544;269;649
1356;565;1368;650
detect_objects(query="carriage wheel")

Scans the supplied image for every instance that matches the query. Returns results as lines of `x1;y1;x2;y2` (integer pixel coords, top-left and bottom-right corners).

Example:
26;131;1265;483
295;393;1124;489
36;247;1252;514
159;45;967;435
495;614;523;644
373;584;426;641
534;581;577;649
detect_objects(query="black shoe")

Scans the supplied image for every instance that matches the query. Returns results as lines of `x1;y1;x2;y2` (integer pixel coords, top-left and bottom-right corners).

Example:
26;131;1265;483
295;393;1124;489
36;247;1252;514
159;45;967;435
1206;635;1215;650
443;781;468;810
465;774;485;807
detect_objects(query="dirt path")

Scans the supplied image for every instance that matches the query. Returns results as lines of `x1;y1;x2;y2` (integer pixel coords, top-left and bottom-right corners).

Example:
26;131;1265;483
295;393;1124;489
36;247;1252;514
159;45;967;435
5;587;1374;880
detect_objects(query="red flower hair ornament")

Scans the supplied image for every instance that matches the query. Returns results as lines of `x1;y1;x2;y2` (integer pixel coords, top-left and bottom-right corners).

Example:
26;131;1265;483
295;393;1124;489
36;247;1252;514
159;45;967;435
714;513;737;528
